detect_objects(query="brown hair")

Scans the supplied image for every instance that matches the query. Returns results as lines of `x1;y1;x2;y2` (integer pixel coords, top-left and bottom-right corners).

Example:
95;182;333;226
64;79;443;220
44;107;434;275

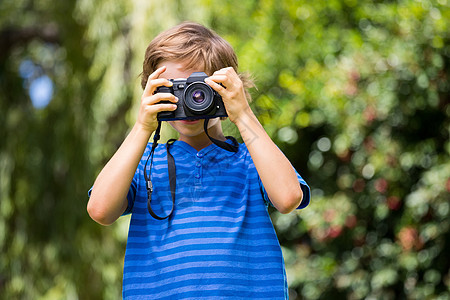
141;22;253;100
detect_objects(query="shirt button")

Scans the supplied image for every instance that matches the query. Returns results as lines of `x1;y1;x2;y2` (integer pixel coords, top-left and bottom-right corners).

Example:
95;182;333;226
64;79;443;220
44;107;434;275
196;153;203;158
195;173;200;179
196;162;201;168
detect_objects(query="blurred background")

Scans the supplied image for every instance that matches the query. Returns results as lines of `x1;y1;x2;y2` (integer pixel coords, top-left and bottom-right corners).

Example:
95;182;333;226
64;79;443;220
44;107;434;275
1;0;449;299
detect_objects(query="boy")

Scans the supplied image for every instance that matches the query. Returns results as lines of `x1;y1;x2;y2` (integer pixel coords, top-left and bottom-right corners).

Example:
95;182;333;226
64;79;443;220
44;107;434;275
88;22;310;299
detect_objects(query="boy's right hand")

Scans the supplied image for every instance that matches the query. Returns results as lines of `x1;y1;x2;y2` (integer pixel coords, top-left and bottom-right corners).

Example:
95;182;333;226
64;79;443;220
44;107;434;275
137;66;178;133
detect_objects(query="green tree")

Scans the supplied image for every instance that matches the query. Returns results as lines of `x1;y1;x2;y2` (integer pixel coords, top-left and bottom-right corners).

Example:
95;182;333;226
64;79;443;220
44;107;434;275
1;0;449;299
0;0;128;298
206;0;450;298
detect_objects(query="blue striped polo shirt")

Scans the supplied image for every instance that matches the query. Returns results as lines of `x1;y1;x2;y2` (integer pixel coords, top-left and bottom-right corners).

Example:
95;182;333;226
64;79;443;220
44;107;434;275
122;140;310;299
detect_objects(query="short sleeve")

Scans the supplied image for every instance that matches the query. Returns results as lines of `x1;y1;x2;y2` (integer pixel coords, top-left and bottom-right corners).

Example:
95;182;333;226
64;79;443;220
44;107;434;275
87;172;138;216
259;169;311;210
122;173;137;215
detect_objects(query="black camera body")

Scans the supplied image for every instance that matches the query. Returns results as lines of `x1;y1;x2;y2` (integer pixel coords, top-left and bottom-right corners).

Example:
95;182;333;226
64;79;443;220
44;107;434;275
156;72;227;121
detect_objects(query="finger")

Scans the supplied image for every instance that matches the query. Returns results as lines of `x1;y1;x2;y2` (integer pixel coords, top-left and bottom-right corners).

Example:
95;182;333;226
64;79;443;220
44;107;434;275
143;78;173;99
213;66;234;75
207;72;237;89
151;103;178;113
143;66;167;97
205;78;227;94
142;93;178;106
207;74;228;83
210;68;240;86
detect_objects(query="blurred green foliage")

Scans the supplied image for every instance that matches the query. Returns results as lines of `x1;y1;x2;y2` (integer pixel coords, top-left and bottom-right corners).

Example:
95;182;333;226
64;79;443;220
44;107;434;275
1;0;449;299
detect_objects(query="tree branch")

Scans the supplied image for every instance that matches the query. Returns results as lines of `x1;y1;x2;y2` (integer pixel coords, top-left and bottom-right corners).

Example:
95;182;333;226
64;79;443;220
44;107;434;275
0;24;60;61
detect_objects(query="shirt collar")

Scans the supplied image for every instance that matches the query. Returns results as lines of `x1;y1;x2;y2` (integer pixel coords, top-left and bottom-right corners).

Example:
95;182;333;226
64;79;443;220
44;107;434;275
172;139;239;157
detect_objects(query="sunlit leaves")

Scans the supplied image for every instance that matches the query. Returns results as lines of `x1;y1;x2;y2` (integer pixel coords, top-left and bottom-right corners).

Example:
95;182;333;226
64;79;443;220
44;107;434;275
2;0;449;299
207;0;450;299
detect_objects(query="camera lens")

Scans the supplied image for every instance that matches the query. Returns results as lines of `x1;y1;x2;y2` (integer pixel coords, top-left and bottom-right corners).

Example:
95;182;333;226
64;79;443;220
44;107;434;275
191;90;205;104
184;82;216;115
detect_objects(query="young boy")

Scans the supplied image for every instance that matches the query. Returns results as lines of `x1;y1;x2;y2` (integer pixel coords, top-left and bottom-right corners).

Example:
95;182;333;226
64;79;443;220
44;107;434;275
88;22;310;299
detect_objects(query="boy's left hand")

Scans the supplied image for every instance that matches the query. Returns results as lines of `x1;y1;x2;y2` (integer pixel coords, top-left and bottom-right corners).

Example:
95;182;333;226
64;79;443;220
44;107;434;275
205;67;250;124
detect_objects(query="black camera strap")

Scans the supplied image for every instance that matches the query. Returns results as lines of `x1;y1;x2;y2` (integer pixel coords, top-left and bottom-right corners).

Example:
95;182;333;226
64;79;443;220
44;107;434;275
145;119;238;220
203;118;239;153
144;121;176;220
146;138;177;220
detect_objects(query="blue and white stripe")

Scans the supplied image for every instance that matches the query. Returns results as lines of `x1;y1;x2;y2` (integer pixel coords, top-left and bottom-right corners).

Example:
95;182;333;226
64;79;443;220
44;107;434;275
122;140;310;299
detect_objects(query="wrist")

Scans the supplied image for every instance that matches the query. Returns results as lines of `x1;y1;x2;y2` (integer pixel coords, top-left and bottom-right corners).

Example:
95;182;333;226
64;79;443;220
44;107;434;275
234;108;269;146
233;106;255;128
132;122;155;139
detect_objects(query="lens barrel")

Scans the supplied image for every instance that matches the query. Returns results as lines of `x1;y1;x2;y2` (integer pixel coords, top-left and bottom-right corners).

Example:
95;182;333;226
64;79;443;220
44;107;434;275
183;82;216;115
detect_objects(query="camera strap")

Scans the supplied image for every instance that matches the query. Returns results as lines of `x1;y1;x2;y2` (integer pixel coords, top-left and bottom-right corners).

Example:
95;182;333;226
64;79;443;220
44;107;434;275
203;118;239;153
147;138;177;220
145;119;238;220
144;122;176;220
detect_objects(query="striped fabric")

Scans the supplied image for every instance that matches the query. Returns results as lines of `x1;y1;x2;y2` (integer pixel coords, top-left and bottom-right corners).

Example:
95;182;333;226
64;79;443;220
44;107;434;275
122;140;310;299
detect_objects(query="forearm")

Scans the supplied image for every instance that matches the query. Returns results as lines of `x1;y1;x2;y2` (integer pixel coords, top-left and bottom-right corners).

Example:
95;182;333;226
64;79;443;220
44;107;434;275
88;123;152;225
205;67;303;212
235;109;303;213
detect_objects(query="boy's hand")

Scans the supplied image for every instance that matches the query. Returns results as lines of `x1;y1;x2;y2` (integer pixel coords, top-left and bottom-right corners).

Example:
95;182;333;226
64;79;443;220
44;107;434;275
205;67;251;124
138;66;178;133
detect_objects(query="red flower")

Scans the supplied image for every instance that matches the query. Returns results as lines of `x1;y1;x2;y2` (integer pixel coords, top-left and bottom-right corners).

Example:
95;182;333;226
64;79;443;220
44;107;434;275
387;196;401;210
327;225;343;239
345;215;357;228
397;226;424;251
374;179;388;193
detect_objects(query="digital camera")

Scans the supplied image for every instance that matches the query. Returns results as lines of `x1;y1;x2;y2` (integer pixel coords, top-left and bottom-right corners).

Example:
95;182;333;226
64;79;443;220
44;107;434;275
156;72;227;121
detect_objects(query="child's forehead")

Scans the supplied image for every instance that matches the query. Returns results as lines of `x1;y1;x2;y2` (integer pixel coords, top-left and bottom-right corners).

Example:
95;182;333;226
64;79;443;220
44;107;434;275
157;60;205;79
